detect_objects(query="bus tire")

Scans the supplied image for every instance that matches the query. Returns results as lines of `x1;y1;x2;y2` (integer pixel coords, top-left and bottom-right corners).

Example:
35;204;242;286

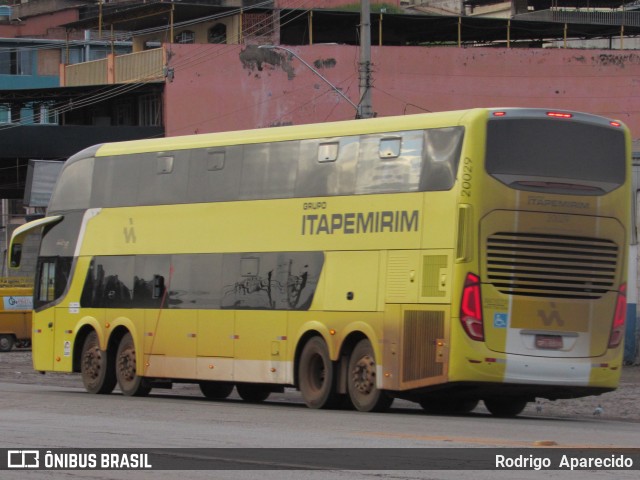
484;398;527;418
0;334;15;352
298;336;340;409
115;332;151;397
80;331;116;394
199;381;234;399
347;339;393;412
236;384;271;403
419;398;479;415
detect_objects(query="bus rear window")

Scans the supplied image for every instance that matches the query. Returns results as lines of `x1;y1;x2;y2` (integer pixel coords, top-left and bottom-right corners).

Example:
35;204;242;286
485;119;626;195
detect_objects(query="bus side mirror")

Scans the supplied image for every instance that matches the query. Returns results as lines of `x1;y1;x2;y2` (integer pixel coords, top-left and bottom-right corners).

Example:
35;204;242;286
10;244;22;268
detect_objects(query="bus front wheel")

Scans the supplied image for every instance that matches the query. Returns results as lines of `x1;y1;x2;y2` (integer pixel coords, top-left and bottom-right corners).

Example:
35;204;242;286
80;331;116;394
484;398;527;417
116;333;151;397
347;339;393;412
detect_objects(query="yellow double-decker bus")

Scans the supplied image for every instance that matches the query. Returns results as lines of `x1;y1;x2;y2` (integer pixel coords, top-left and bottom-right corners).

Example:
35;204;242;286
10;108;631;416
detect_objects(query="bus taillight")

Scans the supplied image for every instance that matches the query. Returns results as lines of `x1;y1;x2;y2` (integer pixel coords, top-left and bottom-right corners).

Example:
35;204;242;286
608;283;627;349
460;273;484;341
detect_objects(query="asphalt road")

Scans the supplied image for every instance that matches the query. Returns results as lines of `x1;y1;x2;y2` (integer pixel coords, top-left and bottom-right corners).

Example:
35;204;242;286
1;378;639;480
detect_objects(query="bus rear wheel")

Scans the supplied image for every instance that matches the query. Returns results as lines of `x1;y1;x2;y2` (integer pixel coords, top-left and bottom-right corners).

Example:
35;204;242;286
236;384;271;403
484;398;527;417
80;331;116;394
199;381;234;399
347;339;393;412
0;334;15;352
116;333;151;397
298;336;340;409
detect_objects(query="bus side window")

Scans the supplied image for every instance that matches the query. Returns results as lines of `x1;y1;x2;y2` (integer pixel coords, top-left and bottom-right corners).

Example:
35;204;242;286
35;257;72;307
38;261;56;303
420;127;464;191
356;131;423;194
241;141;298;200
296;137;358;197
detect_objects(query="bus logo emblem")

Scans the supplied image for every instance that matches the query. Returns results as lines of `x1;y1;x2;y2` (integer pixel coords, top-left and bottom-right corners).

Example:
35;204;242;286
124;218;137;243
538;303;564;327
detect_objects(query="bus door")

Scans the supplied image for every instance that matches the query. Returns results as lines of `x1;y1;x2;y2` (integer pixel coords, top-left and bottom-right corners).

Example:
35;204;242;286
33;259;58;371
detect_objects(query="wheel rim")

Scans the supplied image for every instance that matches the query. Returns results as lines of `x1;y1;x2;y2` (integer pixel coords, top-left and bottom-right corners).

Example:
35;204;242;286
351;354;376;395
117;346;137;386
0;337;11;351
82;345;103;384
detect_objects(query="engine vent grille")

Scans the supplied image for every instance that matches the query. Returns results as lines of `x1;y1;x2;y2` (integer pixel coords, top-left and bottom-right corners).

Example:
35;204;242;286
402;310;444;382
486;232;619;299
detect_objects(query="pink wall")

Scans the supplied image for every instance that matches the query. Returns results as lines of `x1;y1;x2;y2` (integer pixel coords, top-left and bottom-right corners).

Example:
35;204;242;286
164;44;640;142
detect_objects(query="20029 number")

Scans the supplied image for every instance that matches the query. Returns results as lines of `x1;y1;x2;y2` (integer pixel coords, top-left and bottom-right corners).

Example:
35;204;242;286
461;157;472;197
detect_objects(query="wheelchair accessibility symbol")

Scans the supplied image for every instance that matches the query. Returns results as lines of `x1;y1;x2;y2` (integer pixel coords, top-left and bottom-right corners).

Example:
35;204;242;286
493;313;508;328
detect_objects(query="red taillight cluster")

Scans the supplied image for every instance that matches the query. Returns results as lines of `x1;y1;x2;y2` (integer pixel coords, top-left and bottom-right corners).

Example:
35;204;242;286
460;273;484;341
608;284;627;349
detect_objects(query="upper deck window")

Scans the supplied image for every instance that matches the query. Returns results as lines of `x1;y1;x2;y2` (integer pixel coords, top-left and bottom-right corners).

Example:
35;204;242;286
48;157;94;211
57;126;466;210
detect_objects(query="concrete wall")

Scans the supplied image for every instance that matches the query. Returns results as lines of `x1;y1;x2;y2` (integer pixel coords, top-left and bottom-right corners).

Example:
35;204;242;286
164;44;640;143
0;10;78;38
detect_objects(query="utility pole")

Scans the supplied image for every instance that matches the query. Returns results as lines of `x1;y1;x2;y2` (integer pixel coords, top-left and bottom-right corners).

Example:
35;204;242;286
358;0;374;118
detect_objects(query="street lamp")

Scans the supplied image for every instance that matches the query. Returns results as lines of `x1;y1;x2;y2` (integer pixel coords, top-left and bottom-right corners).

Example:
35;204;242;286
258;45;360;117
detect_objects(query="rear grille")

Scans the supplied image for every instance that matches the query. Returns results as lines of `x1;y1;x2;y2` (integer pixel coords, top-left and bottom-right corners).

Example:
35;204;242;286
486;232;619;299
